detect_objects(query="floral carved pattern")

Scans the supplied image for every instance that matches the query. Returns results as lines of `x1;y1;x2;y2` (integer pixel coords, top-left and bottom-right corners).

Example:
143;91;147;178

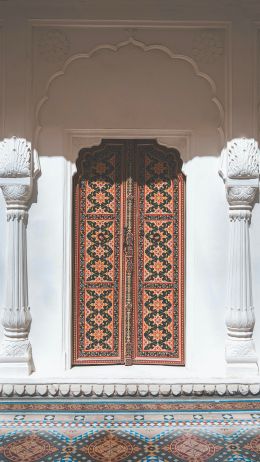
37;29;70;63
192;30;224;64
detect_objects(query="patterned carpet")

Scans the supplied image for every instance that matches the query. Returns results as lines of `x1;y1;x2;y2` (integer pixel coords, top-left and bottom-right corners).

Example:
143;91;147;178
0;398;259;461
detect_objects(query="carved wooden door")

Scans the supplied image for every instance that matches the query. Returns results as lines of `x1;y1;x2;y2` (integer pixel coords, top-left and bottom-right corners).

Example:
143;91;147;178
73;140;184;366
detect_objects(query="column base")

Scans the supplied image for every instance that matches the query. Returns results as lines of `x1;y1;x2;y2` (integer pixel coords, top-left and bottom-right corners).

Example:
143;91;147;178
0;359;34;377
0;340;34;377
226;362;259;377
226;339;258;376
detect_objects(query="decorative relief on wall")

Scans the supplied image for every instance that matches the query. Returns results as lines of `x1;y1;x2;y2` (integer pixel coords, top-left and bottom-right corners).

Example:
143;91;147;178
192;30;224;64
37;29;70;63
33;32;225;155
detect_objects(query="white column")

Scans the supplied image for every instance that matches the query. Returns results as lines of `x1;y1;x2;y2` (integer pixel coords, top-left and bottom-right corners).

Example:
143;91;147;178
219;138;259;376
0;137;40;376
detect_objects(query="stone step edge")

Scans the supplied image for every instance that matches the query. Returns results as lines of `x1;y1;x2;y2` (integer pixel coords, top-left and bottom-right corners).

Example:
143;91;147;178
0;383;259;397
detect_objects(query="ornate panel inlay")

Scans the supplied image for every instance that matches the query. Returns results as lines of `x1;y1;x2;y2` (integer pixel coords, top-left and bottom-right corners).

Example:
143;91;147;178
133;142;184;364
73;144;124;364
73;140;184;366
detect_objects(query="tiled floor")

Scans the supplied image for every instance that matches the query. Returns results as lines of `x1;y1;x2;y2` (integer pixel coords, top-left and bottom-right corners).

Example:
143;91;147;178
0;399;259;461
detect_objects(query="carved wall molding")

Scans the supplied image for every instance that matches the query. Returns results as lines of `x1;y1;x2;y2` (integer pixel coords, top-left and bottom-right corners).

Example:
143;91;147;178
0;382;259;398
34;36;225;149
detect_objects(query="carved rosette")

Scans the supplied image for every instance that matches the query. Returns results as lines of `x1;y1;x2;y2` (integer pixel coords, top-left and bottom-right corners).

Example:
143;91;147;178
219;138;259;374
192;30;224;64
0;137;40;376
37;29;70;64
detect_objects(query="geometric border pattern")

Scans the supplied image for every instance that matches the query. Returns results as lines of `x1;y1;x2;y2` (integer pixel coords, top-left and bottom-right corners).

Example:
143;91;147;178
0;401;259;462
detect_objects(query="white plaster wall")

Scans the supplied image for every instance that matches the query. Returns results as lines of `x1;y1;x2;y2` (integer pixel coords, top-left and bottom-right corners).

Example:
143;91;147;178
27;157;65;375
22;153;229;381
0;0;260;382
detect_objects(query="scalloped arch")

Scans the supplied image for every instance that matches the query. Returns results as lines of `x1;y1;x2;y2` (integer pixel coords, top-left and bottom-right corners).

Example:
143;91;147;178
34;37;225;147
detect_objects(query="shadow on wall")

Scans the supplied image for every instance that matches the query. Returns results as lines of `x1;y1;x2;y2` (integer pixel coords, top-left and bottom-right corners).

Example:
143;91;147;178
35;41;223;162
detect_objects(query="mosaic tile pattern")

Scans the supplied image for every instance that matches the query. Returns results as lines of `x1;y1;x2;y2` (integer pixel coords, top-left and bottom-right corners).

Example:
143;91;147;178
0;399;259;461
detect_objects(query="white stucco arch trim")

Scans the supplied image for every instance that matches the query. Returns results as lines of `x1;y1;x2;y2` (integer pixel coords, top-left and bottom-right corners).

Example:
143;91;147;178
34;37;225;149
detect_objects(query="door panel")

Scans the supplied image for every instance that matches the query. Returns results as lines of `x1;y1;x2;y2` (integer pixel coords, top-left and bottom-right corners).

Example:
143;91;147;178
72;139;184;366
133;141;184;365
73;142;126;365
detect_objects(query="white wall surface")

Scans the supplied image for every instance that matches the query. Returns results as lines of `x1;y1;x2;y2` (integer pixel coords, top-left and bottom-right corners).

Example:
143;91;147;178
0;0;260;381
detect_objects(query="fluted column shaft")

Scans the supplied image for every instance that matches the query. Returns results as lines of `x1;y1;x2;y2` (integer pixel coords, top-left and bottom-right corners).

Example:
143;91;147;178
3;207;31;338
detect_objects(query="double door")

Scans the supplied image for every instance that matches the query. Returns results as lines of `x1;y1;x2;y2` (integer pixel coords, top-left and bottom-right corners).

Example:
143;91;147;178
73;139;184;365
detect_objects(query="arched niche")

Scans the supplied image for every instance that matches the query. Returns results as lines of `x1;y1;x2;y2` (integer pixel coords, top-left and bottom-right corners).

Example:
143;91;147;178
36;39;223;161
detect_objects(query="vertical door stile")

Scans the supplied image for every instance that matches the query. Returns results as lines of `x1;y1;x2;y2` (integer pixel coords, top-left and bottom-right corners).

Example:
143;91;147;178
124;141;134;365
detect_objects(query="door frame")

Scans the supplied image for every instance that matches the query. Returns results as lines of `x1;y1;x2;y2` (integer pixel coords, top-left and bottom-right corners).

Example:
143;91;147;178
62;129;190;371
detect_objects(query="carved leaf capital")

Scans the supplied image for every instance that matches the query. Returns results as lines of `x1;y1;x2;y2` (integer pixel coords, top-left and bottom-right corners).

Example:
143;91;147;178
219;138;260;180
0;137;31;178
0;137;40;179
0;137;41;206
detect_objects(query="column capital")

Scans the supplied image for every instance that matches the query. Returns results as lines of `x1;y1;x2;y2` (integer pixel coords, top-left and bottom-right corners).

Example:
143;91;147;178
0;136;40;206
219;137;260;182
